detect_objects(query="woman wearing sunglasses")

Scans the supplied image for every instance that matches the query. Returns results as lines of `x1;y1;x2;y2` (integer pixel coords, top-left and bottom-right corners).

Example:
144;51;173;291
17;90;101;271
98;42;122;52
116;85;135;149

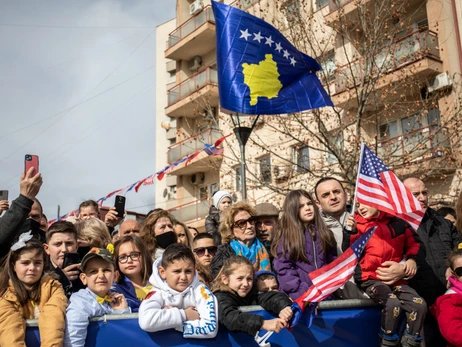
111;235;153;312
432;245;462;346
211;202;271;279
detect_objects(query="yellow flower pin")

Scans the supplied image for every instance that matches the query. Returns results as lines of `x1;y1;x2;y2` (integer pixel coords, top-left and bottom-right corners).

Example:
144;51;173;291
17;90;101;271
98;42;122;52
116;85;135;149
458;243;462;250
106;243;114;254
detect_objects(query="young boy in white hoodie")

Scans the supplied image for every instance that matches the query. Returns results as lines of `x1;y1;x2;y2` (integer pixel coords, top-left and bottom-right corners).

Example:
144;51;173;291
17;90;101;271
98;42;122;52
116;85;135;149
138;243;218;338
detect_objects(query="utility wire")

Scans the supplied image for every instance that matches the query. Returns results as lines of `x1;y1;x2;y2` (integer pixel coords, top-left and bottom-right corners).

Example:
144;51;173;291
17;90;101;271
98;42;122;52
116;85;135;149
0;23;156;29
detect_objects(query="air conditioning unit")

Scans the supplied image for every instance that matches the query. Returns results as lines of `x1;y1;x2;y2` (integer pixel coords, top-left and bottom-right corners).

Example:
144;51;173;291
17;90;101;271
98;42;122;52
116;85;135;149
191;172;205;185
188;55;202;71
189;0;204;15
427;72;453;93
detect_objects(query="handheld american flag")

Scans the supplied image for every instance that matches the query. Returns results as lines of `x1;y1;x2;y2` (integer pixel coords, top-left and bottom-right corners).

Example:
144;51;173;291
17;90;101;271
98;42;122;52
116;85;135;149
294;227;376;308
354;143;425;231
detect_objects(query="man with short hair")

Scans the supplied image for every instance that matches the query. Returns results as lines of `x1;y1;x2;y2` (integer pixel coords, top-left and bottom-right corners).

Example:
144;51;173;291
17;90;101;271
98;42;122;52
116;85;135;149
404;177;461;346
118;219;141;237
254;203;279;243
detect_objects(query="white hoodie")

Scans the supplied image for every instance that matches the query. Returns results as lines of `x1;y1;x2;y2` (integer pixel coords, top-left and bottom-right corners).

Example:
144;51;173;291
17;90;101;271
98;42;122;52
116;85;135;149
138;257;218;339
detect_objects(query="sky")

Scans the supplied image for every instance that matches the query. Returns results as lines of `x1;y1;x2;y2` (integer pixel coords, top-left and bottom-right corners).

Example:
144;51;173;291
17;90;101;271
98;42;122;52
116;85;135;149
0;0;176;219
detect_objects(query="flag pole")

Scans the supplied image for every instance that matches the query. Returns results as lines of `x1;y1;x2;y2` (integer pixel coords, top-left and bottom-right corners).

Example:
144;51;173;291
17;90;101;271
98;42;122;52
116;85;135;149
351;142;365;216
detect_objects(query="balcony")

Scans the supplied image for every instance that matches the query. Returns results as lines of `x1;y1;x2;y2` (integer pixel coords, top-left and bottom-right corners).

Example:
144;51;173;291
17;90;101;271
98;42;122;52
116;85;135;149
378;124;452;170
166;66;219;117
167;128;223;176
332;29;442;109
168;198;211;223
165;6;216;61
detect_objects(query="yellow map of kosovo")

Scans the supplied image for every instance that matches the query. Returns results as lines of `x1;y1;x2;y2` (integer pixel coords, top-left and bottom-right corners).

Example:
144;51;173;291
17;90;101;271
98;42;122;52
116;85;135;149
242;54;283;106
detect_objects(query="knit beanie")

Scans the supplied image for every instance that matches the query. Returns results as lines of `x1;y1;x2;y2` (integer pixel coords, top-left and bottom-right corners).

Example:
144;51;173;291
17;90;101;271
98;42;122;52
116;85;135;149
213;190;232;208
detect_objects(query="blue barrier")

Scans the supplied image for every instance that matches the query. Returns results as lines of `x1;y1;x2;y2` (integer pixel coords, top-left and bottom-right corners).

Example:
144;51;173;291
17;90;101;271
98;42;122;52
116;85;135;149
25;299;381;346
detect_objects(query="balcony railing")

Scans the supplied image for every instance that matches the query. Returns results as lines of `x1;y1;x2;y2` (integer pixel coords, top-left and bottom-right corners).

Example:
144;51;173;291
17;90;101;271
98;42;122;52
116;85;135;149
168;198;211;223
327;0;354;13
334;29;440;93
167;128;222;164
167;66;218;106
166;6;215;49
378;124;451;161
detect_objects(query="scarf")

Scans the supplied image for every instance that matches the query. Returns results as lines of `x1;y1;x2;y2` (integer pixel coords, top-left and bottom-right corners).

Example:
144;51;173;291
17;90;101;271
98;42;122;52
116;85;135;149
449;276;462;295
230;238;271;272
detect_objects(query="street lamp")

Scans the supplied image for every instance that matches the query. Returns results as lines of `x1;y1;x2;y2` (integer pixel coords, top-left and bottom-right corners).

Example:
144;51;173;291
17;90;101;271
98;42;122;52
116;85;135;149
231;113;260;201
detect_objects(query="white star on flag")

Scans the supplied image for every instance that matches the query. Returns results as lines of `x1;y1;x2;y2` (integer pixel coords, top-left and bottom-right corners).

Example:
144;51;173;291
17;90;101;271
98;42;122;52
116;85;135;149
253;31;263;43
290;57;296;66
275;42;282;52
283;49;290;59
264;35;274;47
239;28;251;41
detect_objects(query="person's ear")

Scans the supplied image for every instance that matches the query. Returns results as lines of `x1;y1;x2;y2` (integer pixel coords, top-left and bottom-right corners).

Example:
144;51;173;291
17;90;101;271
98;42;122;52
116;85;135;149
159;266;167;280
43;243;50;256
113;270;119;283
315;199;321;209
221;274;229;286
80;272;87;285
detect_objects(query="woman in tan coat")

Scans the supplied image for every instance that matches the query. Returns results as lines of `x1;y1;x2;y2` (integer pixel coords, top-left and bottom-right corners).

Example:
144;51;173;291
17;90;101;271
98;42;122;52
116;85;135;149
0;236;67;346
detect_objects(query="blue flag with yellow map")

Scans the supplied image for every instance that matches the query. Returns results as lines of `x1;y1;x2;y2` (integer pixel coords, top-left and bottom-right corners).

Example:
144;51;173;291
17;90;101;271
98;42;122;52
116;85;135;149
212;1;333;115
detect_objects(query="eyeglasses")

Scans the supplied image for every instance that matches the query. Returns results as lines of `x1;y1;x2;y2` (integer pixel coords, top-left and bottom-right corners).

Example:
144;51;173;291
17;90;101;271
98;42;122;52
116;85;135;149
233;217;256;230
453;267;462;277
118;252;141;264
193;246;218;257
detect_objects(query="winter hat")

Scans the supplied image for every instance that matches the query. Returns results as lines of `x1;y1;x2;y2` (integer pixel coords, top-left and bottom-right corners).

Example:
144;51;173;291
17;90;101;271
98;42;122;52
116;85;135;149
213;190;232;208
255;203;279;217
255;270;279;285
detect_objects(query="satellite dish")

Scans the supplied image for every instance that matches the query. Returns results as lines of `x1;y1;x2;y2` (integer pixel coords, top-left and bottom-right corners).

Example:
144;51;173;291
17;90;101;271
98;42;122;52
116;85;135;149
162;188;168;198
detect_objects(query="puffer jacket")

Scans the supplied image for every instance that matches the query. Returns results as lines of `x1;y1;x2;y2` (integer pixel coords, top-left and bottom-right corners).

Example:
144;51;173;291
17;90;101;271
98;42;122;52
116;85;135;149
409;208;462;306
351;212;425;284
0;274;68;347
431;289;462;347
205;206;222;245
138;257;218;339
273;228;337;300
213;285;292;336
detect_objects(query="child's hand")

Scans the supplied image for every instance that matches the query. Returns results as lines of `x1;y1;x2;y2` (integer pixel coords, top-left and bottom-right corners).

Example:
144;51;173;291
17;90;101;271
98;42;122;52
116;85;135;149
403;259;417;278
62;263;81;281
345;215;357;231
108;293;128;310
262;318;287;333
278;306;293;322
184;306;200;321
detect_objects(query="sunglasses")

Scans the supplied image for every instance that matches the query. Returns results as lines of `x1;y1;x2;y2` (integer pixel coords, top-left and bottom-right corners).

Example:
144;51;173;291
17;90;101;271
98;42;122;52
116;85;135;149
193;246;218;257
233;217;256;230
453;267;462;277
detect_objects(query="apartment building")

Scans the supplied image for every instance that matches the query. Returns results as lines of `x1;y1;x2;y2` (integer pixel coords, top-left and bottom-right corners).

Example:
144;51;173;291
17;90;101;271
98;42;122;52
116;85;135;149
156;1;222;230
158;0;462;219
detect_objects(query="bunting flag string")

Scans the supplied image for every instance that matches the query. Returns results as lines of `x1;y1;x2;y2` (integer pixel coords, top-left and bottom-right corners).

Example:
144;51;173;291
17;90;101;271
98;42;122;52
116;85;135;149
48;134;231;226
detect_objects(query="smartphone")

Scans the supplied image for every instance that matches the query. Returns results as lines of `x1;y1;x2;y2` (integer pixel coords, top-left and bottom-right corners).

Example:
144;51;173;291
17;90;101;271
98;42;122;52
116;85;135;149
0;190;8;201
62;253;81;269
25;154;39;174
114;195;126;217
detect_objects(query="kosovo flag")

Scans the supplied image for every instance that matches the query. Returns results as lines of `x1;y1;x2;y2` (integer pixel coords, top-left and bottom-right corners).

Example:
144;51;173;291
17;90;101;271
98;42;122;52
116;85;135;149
212;1;333;115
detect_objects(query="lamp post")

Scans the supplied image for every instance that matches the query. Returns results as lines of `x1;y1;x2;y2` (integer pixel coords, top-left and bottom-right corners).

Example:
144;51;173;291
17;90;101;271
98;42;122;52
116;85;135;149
231;113;260;201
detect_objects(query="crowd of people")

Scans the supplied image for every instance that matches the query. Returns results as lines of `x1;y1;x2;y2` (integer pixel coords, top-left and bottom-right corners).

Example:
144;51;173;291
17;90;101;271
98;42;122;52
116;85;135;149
1;167;462;346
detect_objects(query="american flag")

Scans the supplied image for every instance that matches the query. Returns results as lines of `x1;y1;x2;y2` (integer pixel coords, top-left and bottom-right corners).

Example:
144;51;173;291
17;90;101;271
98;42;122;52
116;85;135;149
295;227;376;307
355;143;425;231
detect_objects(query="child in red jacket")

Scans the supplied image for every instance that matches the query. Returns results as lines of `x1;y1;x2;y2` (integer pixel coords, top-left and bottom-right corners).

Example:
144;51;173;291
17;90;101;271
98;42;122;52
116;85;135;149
349;203;427;347
431;246;462;347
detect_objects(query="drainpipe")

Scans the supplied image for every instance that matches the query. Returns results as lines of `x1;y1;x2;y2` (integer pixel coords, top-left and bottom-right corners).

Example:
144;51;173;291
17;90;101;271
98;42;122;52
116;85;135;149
451;0;462;73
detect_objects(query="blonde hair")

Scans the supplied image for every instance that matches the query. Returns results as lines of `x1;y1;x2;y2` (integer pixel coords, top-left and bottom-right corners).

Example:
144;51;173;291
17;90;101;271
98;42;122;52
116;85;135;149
219;202;256;244
75;218;111;248
211;256;254;293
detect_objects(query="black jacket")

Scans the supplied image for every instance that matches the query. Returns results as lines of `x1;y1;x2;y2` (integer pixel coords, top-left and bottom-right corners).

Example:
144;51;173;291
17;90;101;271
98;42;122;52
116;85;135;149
205;206;222;245
214;288;292;336
409;207;462;306
211;243;235;279
48;261;85;299
0;194;34;259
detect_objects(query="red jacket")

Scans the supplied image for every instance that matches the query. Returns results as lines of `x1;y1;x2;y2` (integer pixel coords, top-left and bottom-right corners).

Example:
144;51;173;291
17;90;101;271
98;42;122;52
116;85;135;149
431;290;462;347
350;212;424;284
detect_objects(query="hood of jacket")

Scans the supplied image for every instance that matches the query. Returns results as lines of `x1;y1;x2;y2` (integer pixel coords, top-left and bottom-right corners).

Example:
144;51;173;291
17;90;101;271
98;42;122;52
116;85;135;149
149;256;199;296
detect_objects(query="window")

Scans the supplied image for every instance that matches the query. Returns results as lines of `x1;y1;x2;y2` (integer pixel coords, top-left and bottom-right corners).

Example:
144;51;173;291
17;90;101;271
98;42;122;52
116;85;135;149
259;155;272;183
234;166;242;191
282;0;301;23
326;131;343;164
295;146;310;172
317;50;336;83
315;0;329;10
